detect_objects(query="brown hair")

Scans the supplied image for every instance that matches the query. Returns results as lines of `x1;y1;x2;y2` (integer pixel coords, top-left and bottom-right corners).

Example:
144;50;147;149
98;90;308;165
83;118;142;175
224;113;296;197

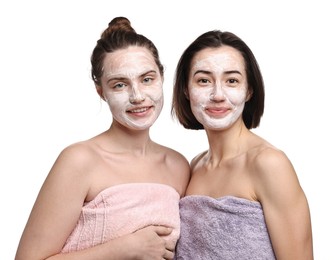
172;30;264;130
91;17;164;86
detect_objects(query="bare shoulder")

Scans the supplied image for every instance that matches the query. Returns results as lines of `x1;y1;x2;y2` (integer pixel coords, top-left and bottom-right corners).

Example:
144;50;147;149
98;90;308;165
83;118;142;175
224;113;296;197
249;144;302;201
56;140;98;170
190;150;207;170
49;139;101;185
158;144;190;169
156;144;190;196
164;146;190;179
252;145;293;172
41;139;104;202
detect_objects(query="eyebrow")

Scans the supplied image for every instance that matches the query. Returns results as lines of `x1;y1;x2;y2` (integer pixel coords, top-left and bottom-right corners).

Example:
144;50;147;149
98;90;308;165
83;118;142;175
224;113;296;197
193;70;211;76
193;69;242;76
106;70;157;83
107;76;127;83
224;70;242;75
141;70;157;77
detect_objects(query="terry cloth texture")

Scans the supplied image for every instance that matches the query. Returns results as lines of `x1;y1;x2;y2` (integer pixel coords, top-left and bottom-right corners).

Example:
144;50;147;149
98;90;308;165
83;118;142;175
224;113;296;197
175;195;276;260
62;183;180;253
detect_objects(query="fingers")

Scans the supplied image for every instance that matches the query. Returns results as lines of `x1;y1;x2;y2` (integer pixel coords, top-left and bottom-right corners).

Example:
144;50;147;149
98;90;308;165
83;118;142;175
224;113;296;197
152;226;173;236
154;227;175;259
164;239;175;252
163;249;175;260
163;236;175;259
134;226;175;259
149;227;175;259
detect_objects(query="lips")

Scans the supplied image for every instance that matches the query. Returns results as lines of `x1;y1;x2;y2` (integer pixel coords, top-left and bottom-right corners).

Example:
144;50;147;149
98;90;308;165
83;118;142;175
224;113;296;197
206;106;229;114
203;106;232;119
127;106;152;113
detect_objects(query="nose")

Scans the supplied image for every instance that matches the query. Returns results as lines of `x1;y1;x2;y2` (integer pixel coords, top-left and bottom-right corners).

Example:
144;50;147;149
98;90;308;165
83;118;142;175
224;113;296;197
209;83;226;102
129;84;145;104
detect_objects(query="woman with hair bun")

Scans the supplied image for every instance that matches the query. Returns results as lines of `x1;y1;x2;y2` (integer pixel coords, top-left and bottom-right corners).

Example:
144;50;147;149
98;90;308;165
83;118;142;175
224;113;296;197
15;17;190;260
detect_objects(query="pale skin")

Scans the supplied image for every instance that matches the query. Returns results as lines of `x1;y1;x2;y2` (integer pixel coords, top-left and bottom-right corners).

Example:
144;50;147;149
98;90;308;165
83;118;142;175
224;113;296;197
15;46;190;260
185;46;313;259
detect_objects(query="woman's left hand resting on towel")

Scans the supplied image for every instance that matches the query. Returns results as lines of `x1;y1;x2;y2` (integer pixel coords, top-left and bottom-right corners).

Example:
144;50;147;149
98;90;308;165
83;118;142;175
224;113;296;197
15;16;190;260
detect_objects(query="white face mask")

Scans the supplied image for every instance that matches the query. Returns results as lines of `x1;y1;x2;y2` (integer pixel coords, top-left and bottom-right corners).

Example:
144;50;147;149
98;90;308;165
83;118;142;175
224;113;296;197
101;46;163;130
188;46;249;130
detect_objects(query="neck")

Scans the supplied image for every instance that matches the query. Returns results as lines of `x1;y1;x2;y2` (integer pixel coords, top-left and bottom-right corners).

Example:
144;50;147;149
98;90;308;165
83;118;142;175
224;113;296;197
107;121;153;156
205;118;249;164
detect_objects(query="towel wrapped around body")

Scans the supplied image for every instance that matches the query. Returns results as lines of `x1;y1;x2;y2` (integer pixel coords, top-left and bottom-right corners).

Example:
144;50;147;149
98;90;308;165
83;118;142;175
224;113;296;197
175;195;276;260
61;183;180;253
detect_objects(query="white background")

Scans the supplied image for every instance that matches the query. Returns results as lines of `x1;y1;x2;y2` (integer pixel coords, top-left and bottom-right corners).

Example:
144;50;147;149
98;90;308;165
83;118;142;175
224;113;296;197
1;0;333;259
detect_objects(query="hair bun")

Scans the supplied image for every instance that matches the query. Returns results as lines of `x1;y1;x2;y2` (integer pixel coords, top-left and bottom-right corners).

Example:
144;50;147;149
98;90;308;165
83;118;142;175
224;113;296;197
101;16;135;39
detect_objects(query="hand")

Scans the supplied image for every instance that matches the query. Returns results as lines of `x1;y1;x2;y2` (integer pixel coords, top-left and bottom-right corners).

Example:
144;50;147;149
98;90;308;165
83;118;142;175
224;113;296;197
127;225;175;260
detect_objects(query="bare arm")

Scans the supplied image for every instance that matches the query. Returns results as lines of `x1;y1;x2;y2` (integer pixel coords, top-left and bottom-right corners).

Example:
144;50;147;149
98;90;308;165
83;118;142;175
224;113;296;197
15;144;175;260
254;149;313;260
45;226;175;260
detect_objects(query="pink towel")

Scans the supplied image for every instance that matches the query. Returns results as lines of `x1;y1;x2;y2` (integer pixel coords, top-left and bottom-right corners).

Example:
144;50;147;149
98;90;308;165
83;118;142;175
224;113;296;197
61;183;180;253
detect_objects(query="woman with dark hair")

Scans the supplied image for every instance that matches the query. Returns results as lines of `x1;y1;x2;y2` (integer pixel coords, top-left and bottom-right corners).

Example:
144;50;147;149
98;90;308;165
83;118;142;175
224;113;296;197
15;17;189;260
172;30;313;259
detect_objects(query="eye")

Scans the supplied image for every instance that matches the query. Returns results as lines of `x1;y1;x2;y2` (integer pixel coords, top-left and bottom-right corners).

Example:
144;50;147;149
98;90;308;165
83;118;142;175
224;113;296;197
143;77;153;84
113;82;126;89
226;78;239;87
197;78;211;86
199;78;209;83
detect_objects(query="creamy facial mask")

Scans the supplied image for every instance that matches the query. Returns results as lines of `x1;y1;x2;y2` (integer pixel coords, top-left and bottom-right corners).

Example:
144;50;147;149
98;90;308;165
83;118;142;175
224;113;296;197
188;46;248;130
102;47;163;130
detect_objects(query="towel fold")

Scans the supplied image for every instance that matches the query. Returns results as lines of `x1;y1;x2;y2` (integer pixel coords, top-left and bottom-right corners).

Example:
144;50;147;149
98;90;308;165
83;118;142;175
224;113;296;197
62;183;180;253
175;195;276;260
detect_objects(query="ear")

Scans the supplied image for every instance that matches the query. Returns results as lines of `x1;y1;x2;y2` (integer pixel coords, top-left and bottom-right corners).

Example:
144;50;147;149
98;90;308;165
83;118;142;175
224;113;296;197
184;89;189;100
246;88;253;102
95;85;106;101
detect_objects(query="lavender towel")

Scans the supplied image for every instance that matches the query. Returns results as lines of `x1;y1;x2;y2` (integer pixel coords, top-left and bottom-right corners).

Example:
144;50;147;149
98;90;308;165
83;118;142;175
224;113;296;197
175;195;276;260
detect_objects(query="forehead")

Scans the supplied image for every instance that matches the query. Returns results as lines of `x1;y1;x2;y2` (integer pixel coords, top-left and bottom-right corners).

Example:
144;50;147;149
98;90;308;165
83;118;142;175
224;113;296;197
103;46;158;76
191;46;245;72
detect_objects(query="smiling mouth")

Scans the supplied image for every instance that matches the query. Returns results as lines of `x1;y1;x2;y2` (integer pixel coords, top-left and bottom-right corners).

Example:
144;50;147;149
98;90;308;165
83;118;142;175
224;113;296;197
206;107;228;113
204;107;231;118
127;106;152;113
